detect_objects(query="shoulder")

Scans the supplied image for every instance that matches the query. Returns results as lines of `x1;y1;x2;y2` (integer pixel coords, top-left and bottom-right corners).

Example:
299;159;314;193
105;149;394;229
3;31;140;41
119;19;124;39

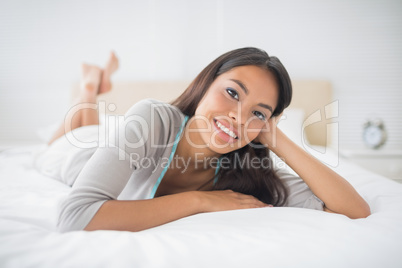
125;98;184;125
122;98;186;144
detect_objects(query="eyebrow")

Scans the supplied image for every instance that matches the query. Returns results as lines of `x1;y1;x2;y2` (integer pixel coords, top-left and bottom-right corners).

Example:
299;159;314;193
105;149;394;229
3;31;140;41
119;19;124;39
230;79;273;113
258;103;273;113
230;79;249;94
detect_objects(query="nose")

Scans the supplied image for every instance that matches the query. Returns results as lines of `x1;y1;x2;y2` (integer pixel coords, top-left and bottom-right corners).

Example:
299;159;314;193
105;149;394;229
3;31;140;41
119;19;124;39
228;105;247;126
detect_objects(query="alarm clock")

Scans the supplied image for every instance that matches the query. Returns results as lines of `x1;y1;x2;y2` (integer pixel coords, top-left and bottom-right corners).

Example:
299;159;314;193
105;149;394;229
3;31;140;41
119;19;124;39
362;119;387;149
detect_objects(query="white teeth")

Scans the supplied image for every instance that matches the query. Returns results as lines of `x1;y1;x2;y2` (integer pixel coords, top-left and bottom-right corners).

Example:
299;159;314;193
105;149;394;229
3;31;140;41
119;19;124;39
216;121;238;139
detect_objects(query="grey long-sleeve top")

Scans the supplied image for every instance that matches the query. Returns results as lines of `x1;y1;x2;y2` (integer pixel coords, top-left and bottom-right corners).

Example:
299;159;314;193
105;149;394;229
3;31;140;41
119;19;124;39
57;99;323;232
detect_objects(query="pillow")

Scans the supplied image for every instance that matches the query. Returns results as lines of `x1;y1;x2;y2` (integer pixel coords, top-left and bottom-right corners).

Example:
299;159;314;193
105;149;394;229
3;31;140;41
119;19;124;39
277;108;309;148
269;108;308;176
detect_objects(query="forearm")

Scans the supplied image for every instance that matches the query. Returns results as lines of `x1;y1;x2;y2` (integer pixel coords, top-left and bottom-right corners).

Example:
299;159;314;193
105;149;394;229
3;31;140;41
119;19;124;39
83;189;269;232
84;191;202;232
269;129;370;219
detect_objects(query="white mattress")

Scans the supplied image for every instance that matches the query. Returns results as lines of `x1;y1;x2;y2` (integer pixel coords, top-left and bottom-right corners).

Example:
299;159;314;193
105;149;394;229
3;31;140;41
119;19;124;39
1;145;402;268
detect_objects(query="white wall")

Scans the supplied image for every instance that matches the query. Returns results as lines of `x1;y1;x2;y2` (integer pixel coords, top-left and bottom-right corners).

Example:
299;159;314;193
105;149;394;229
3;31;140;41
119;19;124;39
1;0;401;150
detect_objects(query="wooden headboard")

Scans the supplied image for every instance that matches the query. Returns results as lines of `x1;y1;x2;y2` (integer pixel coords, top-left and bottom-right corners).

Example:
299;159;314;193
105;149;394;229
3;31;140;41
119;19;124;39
72;80;333;146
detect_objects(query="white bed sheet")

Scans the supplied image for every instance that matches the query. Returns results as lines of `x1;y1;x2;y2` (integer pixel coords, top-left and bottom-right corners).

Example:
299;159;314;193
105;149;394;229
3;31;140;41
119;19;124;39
1;145;402;268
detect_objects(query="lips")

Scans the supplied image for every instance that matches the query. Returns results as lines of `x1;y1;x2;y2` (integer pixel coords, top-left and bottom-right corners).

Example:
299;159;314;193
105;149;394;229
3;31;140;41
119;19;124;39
213;119;239;140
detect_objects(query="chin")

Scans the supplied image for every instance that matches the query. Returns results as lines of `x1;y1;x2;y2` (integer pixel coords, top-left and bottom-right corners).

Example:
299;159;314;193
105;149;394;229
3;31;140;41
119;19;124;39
207;139;245;155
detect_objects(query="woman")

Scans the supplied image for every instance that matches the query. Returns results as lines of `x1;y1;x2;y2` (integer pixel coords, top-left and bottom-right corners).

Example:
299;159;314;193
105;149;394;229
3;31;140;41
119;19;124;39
37;47;370;232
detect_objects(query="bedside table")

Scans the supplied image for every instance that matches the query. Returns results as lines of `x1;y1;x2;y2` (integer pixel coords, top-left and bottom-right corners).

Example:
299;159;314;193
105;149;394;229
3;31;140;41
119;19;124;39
340;149;402;183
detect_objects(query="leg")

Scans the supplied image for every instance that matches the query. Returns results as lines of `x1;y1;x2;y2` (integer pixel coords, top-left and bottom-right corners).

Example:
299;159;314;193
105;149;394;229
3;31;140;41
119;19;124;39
77;52;118;124
99;51;119;94
47;64;101;145
47;53;119;145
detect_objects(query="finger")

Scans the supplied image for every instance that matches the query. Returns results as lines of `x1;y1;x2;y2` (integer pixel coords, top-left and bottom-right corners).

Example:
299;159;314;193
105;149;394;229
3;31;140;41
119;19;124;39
238;193;261;202
227;192;267;208
240;197;267;208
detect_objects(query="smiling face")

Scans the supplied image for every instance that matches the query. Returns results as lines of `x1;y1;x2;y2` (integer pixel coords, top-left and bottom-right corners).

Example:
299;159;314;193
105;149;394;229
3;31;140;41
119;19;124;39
186;65;279;155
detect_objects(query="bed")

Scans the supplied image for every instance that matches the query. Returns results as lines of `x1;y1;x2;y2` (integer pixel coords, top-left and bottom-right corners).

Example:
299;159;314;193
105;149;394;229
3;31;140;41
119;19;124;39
1;80;402;268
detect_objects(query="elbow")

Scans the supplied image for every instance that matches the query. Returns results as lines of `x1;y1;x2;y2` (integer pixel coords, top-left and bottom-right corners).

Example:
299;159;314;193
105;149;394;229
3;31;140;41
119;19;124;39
57;199;106;233
57;215;76;233
325;201;371;219
355;210;371;219
57;209;84;233
57;211;97;233
57;222;74;233
57;203;75;233
57;201;84;232
350;212;371;219
350;203;371;219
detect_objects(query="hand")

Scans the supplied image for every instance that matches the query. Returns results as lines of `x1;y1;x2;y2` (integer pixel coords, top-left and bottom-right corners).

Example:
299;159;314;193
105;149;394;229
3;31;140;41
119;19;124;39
255;113;283;148
197;190;273;213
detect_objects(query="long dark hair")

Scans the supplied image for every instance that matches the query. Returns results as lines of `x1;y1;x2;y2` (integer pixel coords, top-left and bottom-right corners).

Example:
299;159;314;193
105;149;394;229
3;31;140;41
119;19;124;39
171;47;292;206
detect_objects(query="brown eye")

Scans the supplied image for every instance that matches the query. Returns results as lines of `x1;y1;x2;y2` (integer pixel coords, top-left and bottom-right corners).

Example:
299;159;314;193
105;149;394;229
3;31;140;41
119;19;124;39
226;88;239;100
253;111;266;121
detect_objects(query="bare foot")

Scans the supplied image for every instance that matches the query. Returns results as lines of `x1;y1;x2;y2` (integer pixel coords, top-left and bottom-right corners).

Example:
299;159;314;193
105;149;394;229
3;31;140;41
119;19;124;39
98;51;119;94
80;63;102;100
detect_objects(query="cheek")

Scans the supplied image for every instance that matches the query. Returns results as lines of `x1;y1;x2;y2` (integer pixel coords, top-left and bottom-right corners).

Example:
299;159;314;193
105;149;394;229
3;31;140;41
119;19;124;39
196;90;230;116
244;120;264;140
